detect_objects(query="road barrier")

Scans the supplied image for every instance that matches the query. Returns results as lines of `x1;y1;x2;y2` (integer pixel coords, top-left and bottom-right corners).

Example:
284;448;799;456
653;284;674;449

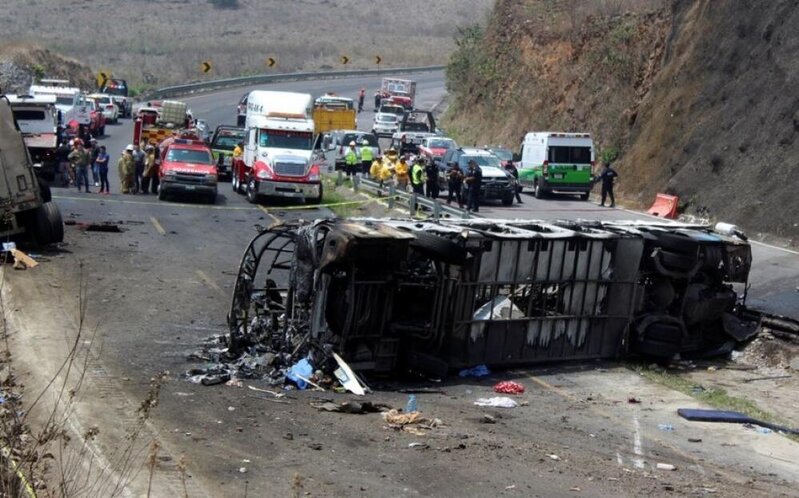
647;193;679;219
344;173;471;220
148;66;445;99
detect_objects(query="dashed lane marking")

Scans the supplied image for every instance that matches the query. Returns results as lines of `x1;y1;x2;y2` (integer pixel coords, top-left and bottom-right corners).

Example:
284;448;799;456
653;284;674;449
149;216;166;236
195;270;224;295
257;205;280;225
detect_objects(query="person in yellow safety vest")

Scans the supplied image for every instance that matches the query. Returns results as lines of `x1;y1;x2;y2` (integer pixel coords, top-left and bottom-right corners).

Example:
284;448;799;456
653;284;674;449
411;157;426;195
232;141;243;158
370;154;383;182
344;141;359;177
379;159;394;185
359;139;374;176
394;157;410;191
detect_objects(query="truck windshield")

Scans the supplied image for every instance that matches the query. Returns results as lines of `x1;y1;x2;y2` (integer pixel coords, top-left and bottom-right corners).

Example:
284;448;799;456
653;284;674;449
55;97;74;106
343;134;378;147
549;146;592;164
259;129;313;150
166;149;212;164
459;155;501;169
13;110;46;121
213;132;244;150
428;139;454;148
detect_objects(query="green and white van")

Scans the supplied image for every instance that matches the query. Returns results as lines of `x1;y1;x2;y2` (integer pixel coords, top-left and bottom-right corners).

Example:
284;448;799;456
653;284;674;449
518;132;594;200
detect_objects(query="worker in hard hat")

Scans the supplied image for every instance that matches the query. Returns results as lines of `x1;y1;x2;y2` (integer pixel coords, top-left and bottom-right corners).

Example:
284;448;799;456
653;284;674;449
344;140;359;177
394;155;409;191
359;139;374;176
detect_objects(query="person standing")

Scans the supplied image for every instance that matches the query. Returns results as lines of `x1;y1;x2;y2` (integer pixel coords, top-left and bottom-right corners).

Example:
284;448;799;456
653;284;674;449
359;139;373;176
394;156;409;191
373;91;381;111
118;145;135;194
411;157;425;195
344;141;359;177
56;140;71;187
504;160;523;203
131;143;146;193
358;88;365;113
95;145;110;194
141;145;158;194
87;138;100;187
596;162;619;207
464;160;482;212
425;159;440;198
446;162;464;208
369;154;383;182
68;140;91;193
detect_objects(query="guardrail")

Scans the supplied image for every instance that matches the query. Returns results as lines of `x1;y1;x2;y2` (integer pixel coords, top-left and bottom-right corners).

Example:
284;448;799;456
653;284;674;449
148;65;446;99
342;173;471;220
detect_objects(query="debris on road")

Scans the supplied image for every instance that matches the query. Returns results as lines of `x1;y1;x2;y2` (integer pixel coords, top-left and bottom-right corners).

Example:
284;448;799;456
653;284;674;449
656;463;676;471
474;397;518;408
677;408;799;435
657;424;675;432
382;409;442;435
481;414;497;424
11;249;38;270
493;381;525;394
459;365;490;378
310;400;389;414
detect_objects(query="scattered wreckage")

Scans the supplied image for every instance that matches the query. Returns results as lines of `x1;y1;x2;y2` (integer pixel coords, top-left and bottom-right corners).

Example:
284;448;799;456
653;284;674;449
207;217;754;384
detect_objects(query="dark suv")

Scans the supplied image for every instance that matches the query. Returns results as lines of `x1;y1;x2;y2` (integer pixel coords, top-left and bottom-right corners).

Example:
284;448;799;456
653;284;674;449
436;148;516;206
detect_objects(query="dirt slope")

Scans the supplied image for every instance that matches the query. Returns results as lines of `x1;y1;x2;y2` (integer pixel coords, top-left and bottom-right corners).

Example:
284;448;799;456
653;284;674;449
445;0;799;241
0;43;94;93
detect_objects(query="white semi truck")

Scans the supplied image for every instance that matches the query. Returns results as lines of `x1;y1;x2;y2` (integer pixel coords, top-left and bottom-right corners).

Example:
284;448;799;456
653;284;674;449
231;90;323;204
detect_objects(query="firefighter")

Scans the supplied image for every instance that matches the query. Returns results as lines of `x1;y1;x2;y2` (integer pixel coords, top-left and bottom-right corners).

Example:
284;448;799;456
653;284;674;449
464;159;482;212
359;139;374;176
596;161;619;207
344;141;359;177
411;157;425;195
141;145;158;194
233;141;243;159
394;155;409;191
369;154;383;182
379;157;395;187
446;162;464;208
118;145;135;194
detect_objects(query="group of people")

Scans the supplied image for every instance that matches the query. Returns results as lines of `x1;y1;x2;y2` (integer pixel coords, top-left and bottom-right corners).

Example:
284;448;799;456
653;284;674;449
363;147;485;212
59;139;159;195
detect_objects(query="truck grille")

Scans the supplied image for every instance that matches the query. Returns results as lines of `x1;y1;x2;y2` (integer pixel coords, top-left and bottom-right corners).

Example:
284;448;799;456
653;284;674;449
175;172;206;184
274;162;307;177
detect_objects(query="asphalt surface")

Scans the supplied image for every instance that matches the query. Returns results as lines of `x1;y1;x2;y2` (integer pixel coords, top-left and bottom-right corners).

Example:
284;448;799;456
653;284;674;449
15;70;799;496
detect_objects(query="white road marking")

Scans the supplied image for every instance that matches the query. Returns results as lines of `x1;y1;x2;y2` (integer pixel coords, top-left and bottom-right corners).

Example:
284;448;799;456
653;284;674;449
632;413;645;469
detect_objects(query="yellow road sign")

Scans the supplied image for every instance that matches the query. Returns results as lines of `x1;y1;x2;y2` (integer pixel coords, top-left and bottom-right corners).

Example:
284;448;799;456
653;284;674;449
374;56;382;65
266;57;276;68
340;55;350;65
96;71;110;88
201;61;212;73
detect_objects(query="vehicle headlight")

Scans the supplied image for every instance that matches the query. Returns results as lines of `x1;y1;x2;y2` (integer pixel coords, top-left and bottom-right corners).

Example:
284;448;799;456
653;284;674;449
164;171;178;180
257;169;272;179
206;173;218;183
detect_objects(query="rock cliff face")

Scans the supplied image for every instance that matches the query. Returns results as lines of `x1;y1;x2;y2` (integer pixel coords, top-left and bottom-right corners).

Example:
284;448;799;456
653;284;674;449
0;44;94;94
446;0;799;241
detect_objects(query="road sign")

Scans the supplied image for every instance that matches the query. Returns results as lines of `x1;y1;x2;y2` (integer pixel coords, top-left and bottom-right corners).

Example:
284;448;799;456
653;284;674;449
96;71;110;88
201;61;212;73
340;56;350;65
374;56;382;65
266;57;276;68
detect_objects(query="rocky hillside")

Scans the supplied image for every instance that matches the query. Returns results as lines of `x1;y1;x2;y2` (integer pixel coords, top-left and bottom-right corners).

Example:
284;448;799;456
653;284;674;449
445;0;799;242
0;44;94;94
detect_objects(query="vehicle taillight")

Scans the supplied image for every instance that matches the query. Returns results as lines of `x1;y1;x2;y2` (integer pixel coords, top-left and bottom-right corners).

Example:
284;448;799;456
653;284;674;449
307;164;321;182
543;160;549;177
106;104;115;109
591;160;596;176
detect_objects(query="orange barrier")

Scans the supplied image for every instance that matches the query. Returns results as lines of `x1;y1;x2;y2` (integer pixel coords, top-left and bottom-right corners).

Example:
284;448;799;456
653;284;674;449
647;193;679;219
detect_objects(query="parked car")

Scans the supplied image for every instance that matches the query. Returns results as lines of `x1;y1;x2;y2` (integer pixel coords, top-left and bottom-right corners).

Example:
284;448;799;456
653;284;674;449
321;130;380;170
88;94;119;124
419;137;457;163
437;148;516;206
371;112;399;138
99;78;132;117
210;125;245;181
390;110;437;155
158;137;218;203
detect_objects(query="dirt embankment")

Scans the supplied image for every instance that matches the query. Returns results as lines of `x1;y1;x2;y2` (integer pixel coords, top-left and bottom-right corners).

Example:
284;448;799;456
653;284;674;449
445;0;799;242
0;43;94;94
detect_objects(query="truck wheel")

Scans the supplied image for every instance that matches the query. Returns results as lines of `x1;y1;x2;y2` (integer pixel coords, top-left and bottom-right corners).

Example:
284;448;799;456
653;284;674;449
231;174;238;192
39;181;52;203
29;202;64;245
308;184;323;205
246;179;259;204
579;192;590;201
207;192;217;204
157;185;167;201
501;195;513;206
534;181;546;199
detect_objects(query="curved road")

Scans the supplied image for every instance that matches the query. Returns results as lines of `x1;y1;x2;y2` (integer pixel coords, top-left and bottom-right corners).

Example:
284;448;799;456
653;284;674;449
14;70;799;497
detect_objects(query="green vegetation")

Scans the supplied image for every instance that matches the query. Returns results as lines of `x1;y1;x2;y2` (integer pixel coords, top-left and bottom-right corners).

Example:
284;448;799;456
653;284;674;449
634;365;798;442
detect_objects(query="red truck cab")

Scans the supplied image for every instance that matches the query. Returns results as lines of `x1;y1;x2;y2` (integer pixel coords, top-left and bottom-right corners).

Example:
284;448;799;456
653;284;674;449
158;138;218;203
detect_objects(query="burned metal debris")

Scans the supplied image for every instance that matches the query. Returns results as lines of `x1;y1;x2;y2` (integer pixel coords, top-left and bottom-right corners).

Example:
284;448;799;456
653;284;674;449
217;217;754;378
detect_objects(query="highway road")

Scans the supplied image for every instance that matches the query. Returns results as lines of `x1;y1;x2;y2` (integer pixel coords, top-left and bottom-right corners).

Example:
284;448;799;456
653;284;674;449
8;70;799;497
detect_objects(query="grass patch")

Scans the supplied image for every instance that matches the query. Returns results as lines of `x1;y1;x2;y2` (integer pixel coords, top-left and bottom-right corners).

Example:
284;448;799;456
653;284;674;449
321;176;363;218
633;365;799;441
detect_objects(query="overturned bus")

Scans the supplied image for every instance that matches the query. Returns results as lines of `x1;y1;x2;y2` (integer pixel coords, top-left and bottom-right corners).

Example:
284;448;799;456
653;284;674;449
228;219;753;375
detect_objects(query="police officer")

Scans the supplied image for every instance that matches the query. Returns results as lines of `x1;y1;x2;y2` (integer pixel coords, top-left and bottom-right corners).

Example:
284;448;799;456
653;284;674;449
596;161;619;207
410;157;425;195
359;139;373;176
344;141;359;177
424;158;439;198
504;160;523;203
464;159;482;212
446;162;464;208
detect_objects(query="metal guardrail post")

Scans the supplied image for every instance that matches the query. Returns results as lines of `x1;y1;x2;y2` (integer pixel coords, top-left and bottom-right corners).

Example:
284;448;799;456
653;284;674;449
388;184;396;209
432;201;441;220
409;194;417;217
352;175;359;192
336;171;344;186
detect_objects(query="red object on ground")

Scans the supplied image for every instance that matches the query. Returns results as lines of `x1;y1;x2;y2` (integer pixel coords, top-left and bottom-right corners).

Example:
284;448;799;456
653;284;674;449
647;193;679;219
493;381;525;394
